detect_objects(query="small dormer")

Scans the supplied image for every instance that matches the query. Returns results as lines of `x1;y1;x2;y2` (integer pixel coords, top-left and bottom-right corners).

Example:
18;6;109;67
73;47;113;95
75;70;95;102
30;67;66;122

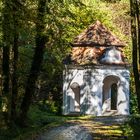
100;46;124;64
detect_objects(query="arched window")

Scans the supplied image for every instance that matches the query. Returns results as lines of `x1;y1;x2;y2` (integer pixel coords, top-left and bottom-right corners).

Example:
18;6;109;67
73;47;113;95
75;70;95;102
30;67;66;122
70;82;80;112
111;83;117;110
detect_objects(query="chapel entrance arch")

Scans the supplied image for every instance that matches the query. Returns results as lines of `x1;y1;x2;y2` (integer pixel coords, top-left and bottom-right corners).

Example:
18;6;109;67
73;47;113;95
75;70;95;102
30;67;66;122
102;75;120;115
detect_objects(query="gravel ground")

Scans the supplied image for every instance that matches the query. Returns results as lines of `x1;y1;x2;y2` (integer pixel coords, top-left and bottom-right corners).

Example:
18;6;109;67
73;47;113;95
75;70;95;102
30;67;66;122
36;123;93;140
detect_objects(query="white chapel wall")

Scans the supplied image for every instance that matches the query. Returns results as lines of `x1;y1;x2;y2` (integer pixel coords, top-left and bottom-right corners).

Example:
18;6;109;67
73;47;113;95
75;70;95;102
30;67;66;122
63;66;130;116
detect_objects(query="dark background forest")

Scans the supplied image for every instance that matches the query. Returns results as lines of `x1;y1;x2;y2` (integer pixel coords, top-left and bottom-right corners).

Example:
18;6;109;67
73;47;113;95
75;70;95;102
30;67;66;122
0;0;140;139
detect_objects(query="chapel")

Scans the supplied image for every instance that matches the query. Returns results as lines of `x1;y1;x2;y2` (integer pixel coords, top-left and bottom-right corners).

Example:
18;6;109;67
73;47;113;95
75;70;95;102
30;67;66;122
63;21;130;116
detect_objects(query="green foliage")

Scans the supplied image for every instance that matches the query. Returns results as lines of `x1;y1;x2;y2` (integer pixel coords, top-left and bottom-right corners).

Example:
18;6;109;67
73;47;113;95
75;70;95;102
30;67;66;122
127;72;137;114
122;115;140;139
38;100;58;114
28;105;55;125
0;0;138;140
0;105;66;140
129;115;140;138
130;93;139;114
0;0;136;136
101;0;129;3
1;0;131;118
32;0;132;116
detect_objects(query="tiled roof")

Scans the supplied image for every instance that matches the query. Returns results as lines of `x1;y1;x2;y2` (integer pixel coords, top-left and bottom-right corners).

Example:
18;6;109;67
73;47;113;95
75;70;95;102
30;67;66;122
69;47;127;65
72;21;125;47
63;21;128;66
70;47;104;65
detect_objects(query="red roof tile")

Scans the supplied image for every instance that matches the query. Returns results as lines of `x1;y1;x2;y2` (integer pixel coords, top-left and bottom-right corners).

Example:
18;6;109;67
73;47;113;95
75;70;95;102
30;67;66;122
72;21;125;47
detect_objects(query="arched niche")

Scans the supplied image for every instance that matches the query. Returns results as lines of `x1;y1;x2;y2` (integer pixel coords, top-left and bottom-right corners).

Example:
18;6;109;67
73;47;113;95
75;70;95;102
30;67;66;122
102;75;120;115
70;82;80;112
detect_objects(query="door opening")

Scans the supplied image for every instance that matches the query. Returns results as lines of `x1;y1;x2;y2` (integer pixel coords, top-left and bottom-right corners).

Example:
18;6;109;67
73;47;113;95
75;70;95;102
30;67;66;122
111;83;117;110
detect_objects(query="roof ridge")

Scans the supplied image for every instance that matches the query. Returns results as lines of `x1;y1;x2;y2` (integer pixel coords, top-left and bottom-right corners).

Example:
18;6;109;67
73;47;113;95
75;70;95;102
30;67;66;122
72;20;125;47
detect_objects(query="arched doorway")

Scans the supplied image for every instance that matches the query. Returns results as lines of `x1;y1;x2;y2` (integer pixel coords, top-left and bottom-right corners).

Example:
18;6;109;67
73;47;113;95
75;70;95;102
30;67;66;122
70;82;80;112
102;75;120;115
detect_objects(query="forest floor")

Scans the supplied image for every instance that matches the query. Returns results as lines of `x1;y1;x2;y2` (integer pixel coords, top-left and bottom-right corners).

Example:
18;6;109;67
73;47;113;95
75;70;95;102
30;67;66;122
34;115;129;140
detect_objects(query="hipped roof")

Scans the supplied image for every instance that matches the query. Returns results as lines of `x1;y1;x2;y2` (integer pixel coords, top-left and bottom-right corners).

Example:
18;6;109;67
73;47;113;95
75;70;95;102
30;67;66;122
72;21;125;47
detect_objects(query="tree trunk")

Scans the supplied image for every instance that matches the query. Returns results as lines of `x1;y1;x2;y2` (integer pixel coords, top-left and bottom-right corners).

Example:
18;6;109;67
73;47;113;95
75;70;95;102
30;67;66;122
130;0;140;112
2;0;12;123
19;0;47;124
135;0;140;64
11;2;19;120
2;1;11;96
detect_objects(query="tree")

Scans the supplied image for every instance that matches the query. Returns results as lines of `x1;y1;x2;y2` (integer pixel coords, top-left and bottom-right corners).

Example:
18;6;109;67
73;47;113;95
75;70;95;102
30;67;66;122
130;0;140;112
10;0;21;121
2;0;24;123
2;0;12;123
19;0;48;124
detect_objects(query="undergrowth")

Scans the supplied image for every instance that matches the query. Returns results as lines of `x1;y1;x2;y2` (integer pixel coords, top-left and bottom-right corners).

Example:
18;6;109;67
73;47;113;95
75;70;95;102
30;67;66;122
0;105;94;140
121;115;140;139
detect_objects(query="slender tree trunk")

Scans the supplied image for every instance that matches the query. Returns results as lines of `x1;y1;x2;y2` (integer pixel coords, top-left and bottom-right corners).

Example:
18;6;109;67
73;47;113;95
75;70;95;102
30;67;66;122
2;48;10;96
20;0;47;124
2;1;11;96
2;0;12;123
11;2;19;120
135;0;140;64
130;0;140;112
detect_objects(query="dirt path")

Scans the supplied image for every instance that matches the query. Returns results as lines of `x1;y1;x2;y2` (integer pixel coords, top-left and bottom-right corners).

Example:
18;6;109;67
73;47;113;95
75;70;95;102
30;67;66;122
36;123;92;140
35;116;128;140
